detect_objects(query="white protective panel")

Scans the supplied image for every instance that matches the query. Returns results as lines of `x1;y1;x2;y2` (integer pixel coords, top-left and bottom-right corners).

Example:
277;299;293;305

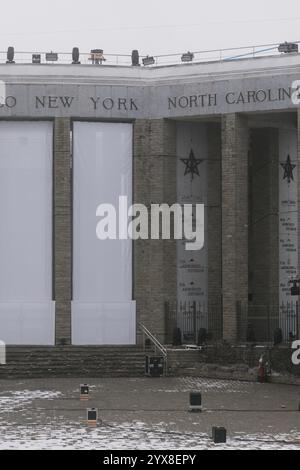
0;122;55;345
72;302;136;345
0;302;55;345
72;122;136;345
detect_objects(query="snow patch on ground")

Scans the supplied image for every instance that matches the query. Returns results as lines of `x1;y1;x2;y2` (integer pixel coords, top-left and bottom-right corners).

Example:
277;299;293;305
0;418;299;450
0;390;62;413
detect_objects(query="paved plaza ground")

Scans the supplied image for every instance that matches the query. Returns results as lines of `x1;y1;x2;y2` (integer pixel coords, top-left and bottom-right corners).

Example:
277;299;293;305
0;376;299;450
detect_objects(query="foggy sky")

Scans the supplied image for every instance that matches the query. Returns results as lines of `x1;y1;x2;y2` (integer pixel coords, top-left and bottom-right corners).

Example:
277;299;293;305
1;0;300;56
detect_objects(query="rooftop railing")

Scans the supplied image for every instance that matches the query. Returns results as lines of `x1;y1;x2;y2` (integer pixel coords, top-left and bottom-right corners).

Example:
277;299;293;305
1;41;300;67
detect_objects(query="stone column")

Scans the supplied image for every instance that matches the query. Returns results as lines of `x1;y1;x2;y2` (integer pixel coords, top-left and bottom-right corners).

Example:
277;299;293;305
221;114;249;342
54;118;72;345
207;123;222;339
133;119;177;344
298;110;300;294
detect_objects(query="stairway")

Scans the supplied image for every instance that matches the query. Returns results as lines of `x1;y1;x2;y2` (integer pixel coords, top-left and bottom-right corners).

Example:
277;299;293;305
0;346;146;379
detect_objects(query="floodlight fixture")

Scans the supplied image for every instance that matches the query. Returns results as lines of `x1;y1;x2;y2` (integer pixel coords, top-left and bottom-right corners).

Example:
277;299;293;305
32;54;41;64
278;42;299;54
72;47;80;64
181;51;194;62
46;52;58;62
131;50;140;66
142;55;155;66
6;47;15;64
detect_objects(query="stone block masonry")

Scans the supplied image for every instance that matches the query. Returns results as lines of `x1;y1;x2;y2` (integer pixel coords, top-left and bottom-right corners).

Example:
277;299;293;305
133;119;177;344
222;114;249;342
54;118;72;345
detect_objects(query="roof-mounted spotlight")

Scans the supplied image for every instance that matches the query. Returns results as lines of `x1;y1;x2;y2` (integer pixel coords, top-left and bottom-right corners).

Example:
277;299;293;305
89;49;106;65
32;54;41;64
46;52;59;62
142;55;155;66
181;51;194;62
278;42;299;54
131;50;140;66
72;47;80;64
6;47;15;64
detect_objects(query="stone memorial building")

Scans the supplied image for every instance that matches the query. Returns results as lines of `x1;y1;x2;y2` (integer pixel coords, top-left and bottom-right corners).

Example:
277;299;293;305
0;49;299;351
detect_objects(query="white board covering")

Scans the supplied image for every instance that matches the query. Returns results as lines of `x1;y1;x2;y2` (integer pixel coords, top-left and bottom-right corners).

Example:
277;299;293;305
0;121;54;345
72;122;136;345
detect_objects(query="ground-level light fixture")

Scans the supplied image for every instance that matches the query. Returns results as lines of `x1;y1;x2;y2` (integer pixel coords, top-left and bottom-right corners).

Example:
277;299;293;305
189;392;202;412
142;55;155;66
212;427;227;444
131;50;140;66
80;384;89;401
87;408;98;427
6;47;15;64
274;328;283;345
32;54;41;64
145;355;164;377
72;47;80;64
278;42;299;54
181;51;194;62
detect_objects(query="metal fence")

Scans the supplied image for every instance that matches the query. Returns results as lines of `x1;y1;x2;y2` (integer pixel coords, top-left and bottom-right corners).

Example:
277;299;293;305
238;301;300;343
165;300;223;345
165;300;300;345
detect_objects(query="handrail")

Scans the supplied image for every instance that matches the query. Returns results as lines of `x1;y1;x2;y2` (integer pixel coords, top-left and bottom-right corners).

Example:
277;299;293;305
139;323;167;358
139;323;168;376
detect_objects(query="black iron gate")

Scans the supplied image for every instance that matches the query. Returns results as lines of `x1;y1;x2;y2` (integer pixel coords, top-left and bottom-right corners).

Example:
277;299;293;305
165;300;223;345
238;301;300;343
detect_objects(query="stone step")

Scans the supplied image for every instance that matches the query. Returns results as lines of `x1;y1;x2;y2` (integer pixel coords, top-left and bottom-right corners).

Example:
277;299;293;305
0;346;148;378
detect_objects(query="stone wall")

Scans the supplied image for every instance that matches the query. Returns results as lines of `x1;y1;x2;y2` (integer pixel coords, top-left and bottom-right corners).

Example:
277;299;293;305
167;344;300;381
133;119;177;343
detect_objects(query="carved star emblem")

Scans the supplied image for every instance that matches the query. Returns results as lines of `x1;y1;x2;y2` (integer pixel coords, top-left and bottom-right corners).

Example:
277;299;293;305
281;155;296;184
181;149;203;181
